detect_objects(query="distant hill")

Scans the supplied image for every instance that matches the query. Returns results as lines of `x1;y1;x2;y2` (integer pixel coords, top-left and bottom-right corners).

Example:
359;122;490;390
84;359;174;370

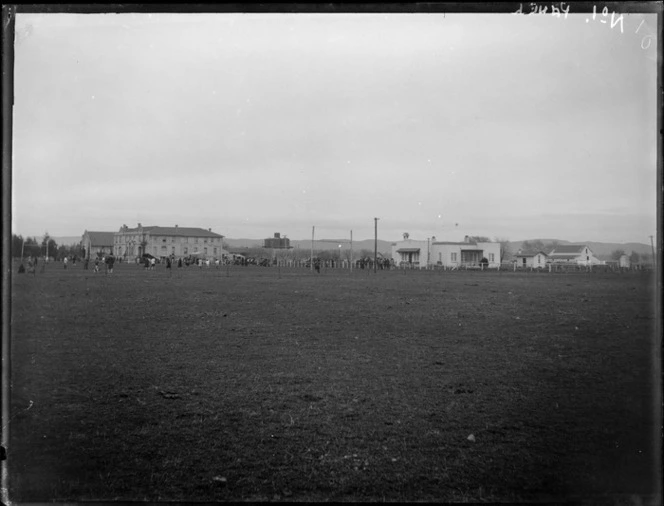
222;238;265;249
507;239;652;260
224;238;394;255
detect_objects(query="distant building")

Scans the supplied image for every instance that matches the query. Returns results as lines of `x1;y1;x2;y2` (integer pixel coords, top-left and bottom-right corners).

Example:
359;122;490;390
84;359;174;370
82;230;115;259
391;235;501;268
263;232;291;249
619;254;631;268
113;223;224;261
548;244;603;265
432;236;501;268
514;250;548;268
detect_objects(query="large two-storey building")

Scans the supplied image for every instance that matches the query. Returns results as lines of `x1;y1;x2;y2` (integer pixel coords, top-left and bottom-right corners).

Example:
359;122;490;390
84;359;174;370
113;224;225;262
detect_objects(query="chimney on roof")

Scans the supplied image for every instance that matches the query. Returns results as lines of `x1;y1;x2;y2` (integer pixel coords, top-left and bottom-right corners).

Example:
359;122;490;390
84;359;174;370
175;224;178;228
138;223;142;228
464;235;469;243
274;233;280;238
208;228;211;232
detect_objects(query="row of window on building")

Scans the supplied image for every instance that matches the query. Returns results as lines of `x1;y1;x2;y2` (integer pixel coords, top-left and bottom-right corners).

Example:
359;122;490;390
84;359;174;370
114;236;222;245
448;252;495;262
152;245;220;255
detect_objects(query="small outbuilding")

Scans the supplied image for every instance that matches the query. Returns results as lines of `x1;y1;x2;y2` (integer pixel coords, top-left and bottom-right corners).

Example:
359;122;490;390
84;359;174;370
514;250;548;269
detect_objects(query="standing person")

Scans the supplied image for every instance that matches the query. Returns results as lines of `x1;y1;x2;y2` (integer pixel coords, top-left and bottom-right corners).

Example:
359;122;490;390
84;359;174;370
166;256;172;270
144;256;150;270
106;254;115;274
84;257;89;270
94;257;100;273
27;256;36;276
63;256;68;269
150;257;156;270
178;258;182;269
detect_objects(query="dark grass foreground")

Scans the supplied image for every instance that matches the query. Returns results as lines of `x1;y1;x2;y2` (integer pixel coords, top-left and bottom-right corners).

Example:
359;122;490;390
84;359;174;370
8;263;661;503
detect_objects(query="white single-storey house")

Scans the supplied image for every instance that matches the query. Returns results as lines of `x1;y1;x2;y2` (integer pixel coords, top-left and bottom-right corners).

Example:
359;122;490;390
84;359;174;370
548;245;603;265
391;239;429;267
391;235;501;268
432;238;501;268
514;250;548;268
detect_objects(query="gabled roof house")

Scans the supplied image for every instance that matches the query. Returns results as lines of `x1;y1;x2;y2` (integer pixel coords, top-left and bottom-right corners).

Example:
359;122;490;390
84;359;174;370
548;244;602;265
82;230;115;259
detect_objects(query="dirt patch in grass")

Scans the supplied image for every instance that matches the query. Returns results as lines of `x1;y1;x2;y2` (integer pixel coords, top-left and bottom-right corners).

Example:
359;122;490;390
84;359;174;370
7;264;661;502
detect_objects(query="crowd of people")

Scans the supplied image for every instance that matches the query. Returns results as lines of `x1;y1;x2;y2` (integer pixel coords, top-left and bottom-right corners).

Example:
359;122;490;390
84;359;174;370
17;253;118;275
17;252;321;277
18;251;401;276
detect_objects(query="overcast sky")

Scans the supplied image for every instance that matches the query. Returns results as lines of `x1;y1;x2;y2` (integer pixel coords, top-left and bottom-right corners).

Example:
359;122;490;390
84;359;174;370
12;11;658;243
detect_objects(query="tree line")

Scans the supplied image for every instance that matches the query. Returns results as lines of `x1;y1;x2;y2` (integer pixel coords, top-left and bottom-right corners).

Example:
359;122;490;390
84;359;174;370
11;233;84;260
609;249;643;263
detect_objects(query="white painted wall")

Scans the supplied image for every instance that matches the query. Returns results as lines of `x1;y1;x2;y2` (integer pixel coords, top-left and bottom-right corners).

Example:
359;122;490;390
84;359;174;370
619;254;631;268
517;253;548;268
391;239;428;266
431;241;501;268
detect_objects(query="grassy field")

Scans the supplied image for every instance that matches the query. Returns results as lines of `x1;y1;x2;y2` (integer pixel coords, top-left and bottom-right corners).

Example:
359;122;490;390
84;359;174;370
8;262;661;503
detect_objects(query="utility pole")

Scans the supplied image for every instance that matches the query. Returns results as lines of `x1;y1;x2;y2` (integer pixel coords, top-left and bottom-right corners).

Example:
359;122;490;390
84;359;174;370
350;230;353;273
427;237;430;270
374;217;379;273
649;235;656;267
311;226;315;272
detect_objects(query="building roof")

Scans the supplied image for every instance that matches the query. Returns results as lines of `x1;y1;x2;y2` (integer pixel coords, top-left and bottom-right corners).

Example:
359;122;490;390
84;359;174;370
432;241;478;246
550;244;586;254
83;231;115;246
122;226;223;238
396;248;421;253
516;250;549;257
550;254;581;260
